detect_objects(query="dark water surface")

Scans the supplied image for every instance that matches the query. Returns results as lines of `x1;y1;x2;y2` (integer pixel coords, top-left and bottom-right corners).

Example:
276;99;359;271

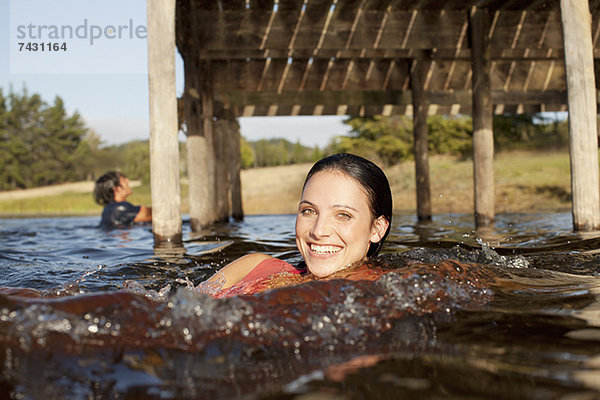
2;213;600;399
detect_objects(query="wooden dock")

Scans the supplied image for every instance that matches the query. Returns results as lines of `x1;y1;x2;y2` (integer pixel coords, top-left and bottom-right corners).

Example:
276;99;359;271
147;0;600;246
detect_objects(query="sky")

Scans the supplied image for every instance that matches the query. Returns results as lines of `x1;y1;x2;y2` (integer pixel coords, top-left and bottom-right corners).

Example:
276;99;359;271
0;0;350;148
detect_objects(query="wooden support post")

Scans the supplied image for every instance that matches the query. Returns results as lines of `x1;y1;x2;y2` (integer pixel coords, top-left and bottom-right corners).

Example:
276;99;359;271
229;113;244;220
147;0;182;247
202;71;217;226
214;111;231;222
185;61;217;231
470;7;495;227
411;57;432;221
186;133;207;232
560;0;600;231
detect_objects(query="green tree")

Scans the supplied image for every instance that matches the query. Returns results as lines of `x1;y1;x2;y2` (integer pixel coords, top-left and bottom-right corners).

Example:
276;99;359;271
0;86;90;190
328;115;413;166
248;138;318;167
493;113;569;151
427;115;472;157
240;136;255;168
91;140;151;183
328;115;473;166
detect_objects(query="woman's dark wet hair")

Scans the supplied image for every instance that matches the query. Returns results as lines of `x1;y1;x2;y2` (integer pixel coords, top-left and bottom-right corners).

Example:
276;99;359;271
93;171;123;206
302;153;393;257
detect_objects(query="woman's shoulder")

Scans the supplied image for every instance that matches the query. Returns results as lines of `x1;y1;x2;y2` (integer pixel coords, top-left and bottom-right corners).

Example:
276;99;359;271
236;253;274;266
201;254;300;297
231;254;296;279
246;255;297;275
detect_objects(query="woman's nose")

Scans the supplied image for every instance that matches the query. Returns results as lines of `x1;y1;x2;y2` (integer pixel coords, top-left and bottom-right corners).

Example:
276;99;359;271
310;215;331;238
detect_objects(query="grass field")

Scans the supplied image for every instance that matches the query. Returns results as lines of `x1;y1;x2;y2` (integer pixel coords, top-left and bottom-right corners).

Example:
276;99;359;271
0;150;575;217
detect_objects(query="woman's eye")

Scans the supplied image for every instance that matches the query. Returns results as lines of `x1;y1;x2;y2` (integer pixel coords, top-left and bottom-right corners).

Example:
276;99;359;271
337;212;352;220
300;208;315;216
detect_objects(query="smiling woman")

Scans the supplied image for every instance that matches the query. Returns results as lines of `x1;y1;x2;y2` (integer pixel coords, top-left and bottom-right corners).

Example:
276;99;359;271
199;153;393;297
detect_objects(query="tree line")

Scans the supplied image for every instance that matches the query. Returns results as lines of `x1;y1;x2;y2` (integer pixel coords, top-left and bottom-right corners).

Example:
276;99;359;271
330;113;569;166
0;87;572;190
0;87;93;190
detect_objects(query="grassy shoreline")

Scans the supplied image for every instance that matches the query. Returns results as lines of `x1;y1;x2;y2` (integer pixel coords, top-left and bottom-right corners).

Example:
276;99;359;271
0;150;574;217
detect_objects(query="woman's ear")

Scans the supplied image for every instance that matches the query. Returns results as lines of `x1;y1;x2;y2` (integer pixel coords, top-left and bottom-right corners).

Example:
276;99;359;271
370;216;389;243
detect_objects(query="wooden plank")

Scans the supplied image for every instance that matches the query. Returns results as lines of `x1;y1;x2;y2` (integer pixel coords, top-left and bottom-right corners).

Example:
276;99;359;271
545;58;567;89
195;0;220;10
364;0;393;11
505;59;534;91
294;0;335;49
277;0;305;11
249;0;275;9
321;0;366;51
186;134;207;231
192;10;471;50
264;8;304;49
411;57;432;220
470;6;495;227
443;0;480;9
341;10;387;49
379;10;468;49
282;58;310;91
192;46;572;60
193;11;270;49
229;115;244;220
514;11;559;48
214;118;231;222
322;47;562;60
268;59;294;91
560;0;600;231
526;59;555;89
300;58;333;90
323;58;352;90
444;58;472;89
475;0;517;10
490;11;563;48
224;88;568;106
148;0;182;246
345;58;390;89
184;8;572;51
218;0;247;10
426;60;448;90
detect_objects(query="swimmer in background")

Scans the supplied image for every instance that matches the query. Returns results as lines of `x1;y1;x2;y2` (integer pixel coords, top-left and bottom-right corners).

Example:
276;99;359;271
93;171;152;228
201;153;392;297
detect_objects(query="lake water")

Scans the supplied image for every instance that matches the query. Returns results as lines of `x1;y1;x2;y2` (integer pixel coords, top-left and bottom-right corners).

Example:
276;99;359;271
2;212;600;398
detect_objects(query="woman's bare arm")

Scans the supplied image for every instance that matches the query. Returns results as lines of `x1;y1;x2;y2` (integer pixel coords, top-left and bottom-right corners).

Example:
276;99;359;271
205;253;273;290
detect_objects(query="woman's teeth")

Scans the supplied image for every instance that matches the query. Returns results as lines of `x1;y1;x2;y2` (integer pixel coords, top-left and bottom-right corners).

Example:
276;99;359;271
310;244;341;254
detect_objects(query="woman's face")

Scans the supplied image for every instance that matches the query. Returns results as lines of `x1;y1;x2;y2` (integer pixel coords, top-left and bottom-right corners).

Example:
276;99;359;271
295;170;387;277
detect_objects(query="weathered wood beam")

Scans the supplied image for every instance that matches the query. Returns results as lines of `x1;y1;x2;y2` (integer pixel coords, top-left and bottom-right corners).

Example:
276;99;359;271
470;7;495;227
192;10;468;50
560;0;600;231
214;116;231;222
224;88;569;106
228;112;244;220
192;47;572;60
238;102;569;116
212;56;572;93
186;61;218;231
411;56;432;221
187;9;571;51
148;0;182;247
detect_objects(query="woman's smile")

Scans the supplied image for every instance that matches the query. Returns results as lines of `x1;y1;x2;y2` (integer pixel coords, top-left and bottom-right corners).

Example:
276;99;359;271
309;243;342;255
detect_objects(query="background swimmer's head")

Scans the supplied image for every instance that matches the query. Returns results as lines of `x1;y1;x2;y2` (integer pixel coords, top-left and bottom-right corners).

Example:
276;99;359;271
301;153;393;257
93;171;124;206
